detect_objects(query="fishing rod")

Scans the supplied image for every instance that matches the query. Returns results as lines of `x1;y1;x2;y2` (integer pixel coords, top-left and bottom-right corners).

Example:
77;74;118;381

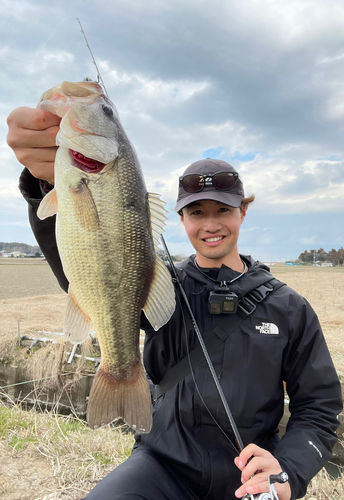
74;20;241;451
75;19;242;447
76;18;109;97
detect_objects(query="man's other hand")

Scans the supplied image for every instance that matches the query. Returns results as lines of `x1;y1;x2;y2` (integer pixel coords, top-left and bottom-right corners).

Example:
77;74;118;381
7;107;61;184
234;443;291;500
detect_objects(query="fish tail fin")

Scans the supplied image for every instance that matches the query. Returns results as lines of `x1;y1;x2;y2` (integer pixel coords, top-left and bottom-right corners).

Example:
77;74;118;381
87;363;152;433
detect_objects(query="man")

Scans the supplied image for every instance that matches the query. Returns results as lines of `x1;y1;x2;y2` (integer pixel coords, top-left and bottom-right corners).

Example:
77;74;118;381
7;107;342;500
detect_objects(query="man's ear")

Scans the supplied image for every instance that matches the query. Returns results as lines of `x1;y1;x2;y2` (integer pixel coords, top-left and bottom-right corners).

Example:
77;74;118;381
240;205;248;223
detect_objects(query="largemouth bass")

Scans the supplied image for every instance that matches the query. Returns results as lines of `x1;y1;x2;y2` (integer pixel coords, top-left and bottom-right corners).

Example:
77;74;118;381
37;79;175;432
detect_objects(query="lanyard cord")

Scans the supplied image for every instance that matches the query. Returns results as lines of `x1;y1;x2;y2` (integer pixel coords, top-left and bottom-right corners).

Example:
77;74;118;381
161;236;244;453
193;257;247;286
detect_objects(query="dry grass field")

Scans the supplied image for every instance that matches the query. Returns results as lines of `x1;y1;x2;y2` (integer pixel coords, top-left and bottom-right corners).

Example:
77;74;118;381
0;258;343;500
0;258;64;300
269;263;344;379
1;258;343;376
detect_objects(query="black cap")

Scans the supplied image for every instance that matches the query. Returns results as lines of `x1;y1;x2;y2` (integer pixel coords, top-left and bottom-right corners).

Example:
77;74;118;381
175;158;244;212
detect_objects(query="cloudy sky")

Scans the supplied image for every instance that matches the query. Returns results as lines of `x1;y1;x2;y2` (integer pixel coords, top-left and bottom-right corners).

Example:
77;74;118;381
1;0;343;262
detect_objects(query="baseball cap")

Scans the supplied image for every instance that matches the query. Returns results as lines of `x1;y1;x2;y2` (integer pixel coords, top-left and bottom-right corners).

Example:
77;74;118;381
175;158;244;212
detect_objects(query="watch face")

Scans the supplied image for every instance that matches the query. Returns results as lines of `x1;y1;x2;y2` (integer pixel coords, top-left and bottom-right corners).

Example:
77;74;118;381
281;472;289;482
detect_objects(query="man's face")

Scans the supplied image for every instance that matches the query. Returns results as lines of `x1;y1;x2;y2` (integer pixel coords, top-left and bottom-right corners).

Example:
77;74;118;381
180;199;247;268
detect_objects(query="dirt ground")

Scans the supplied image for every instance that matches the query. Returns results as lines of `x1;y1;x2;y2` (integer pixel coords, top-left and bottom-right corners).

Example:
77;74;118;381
0;444;58;500
0;259;343;499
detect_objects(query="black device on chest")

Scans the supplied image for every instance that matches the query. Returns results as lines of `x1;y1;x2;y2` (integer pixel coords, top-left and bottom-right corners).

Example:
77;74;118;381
208;284;238;314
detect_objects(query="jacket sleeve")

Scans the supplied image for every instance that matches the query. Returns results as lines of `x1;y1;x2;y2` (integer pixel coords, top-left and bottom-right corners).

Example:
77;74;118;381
273;291;342;499
19;168;69;293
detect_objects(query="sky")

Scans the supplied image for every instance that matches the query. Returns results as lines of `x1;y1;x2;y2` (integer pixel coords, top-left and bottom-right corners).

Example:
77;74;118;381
1;0;344;262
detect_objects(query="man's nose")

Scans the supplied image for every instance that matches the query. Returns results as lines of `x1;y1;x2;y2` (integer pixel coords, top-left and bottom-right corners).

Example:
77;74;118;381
202;216;222;232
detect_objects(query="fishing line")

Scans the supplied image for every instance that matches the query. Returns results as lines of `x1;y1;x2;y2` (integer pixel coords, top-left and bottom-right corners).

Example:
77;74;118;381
0;57;78;66
0;371;73;390
1;17;79;68
35;16;71;52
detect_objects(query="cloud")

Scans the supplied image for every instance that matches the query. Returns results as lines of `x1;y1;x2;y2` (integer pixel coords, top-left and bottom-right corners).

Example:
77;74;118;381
1;0;344;260
300;236;317;245
0;179;23;200
103;64;211;109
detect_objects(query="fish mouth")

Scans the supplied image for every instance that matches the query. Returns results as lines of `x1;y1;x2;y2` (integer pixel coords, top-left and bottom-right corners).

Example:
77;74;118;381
70;149;106;173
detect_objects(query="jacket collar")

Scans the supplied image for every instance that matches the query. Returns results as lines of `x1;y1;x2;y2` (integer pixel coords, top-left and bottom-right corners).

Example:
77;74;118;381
176;254;274;297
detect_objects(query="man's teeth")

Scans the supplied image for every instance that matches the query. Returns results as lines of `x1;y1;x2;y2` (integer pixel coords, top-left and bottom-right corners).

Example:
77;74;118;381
204;237;223;242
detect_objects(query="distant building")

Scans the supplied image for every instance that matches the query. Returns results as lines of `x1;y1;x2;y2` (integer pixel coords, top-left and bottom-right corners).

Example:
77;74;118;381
9;252;26;258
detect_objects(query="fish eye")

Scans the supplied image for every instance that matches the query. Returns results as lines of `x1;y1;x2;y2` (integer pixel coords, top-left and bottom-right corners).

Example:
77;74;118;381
102;105;113;118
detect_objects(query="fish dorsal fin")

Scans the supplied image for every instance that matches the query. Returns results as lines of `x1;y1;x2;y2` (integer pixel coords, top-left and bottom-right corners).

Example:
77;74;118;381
64;286;93;344
70;181;100;232
37;188;58;220
143;193;176;331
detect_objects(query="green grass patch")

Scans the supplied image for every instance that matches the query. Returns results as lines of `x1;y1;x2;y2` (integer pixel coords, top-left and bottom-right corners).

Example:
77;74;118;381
0;405;29;437
90;451;113;466
9;433;38;451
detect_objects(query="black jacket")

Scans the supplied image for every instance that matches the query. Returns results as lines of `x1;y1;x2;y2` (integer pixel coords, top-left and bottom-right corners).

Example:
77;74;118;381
19;168;342;500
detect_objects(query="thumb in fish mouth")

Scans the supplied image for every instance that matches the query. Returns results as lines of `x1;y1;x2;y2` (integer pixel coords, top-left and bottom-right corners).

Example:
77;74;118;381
39;98;70;118
86;362;153;433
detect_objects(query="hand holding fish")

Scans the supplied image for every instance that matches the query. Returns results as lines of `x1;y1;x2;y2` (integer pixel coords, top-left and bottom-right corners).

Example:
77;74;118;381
7;106;60;184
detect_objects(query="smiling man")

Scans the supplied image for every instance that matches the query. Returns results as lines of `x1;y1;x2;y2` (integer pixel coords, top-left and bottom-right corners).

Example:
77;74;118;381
6;110;343;500
176;159;249;271
181;198;245;267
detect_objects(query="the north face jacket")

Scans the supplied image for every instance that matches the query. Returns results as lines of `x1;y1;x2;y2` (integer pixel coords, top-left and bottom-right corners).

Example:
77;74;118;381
19;168;342;500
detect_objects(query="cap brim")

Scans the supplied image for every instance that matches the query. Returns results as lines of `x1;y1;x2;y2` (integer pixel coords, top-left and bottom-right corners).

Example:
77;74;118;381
175;191;243;212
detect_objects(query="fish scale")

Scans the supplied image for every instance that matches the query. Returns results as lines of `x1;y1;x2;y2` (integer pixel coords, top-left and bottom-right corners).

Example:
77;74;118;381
37;79;175;431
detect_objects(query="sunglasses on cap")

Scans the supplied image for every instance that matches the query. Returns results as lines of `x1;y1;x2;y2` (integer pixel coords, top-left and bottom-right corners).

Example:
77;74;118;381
179;171;239;193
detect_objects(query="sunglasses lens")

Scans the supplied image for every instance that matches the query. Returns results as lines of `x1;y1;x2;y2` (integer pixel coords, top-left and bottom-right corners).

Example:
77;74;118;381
182;175;205;192
212;173;236;190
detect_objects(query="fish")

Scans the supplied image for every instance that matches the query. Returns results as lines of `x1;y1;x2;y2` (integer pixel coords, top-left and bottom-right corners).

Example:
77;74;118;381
36;79;175;432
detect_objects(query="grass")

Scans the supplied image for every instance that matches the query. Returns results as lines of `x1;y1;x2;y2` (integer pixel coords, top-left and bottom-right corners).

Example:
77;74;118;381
0;396;342;500
0;395;135;499
303;464;344;500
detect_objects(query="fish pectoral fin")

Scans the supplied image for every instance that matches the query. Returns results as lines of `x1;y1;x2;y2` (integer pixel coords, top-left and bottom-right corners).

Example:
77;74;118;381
64;287;93;344
87;362;152;433
147;192;168;249
144;193;175;330
70;181;100;232
37;188;58;219
143;255;176;331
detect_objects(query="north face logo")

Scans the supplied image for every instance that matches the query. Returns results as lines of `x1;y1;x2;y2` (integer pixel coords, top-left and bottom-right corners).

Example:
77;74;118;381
255;322;279;335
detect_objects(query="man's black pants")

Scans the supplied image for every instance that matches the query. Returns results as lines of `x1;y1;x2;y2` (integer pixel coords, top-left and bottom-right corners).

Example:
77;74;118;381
82;445;200;500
